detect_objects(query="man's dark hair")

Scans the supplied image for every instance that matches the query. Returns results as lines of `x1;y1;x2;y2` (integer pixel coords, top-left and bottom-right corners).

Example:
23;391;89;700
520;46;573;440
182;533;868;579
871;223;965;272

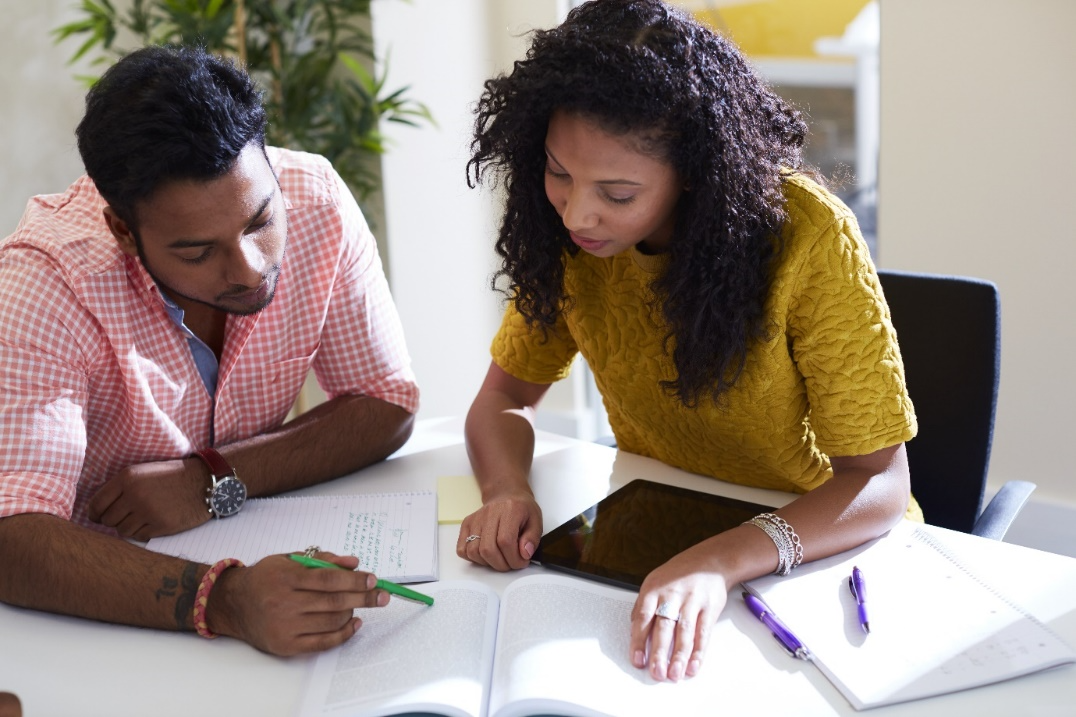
76;45;267;227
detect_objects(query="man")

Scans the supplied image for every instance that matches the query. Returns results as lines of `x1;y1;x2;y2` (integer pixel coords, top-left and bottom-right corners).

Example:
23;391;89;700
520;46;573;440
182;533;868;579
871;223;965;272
0;46;420;656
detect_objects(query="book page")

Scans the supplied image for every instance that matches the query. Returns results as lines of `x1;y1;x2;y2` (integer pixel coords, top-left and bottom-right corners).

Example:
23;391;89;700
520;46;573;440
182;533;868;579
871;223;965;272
146;491;438;583
744;522;1076;709
487;574;724;717
296;581;500;717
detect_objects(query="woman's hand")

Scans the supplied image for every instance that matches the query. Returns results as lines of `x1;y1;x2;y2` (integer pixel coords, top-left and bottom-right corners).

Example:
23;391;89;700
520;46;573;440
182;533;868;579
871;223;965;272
460;362;551;572
456;488;543;571
629;538;732;682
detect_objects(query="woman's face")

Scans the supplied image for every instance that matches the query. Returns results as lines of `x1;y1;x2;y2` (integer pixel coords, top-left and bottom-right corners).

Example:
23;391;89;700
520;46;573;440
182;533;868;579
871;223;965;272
544;109;683;257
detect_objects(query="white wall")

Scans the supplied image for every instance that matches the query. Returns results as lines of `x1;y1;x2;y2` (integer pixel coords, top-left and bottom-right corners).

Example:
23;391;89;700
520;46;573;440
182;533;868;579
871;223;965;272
371;0;571;421
0;1;92;233
878;0;1076;509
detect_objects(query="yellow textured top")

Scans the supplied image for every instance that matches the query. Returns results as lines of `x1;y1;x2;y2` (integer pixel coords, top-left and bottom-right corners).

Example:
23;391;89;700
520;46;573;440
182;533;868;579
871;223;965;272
492;174;921;517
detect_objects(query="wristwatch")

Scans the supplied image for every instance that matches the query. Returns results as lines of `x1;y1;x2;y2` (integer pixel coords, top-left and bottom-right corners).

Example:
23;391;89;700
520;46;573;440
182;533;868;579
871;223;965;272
196;447;247;519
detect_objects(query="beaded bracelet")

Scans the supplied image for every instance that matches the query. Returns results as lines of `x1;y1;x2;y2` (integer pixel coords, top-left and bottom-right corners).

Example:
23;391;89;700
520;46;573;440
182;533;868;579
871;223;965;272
745;513;803;576
192;557;245;639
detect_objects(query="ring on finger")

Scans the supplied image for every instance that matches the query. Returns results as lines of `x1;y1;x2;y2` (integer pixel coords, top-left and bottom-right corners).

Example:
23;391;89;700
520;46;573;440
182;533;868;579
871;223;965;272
655;601;680;622
304;545;321;558
465;534;481;543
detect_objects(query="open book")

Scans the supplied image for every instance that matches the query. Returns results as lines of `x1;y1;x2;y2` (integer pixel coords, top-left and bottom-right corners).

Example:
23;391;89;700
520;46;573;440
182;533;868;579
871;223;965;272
297;573;726;717
146;491;438;583
743;521;1076;710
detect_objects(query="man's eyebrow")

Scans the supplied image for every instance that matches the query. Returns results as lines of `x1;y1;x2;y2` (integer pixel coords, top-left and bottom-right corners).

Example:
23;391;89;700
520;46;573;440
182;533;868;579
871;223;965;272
544;146;642;187
166;191;275;249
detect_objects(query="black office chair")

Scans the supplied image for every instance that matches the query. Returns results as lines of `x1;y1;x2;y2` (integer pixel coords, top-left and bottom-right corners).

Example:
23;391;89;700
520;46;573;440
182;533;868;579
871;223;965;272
877;269;1034;539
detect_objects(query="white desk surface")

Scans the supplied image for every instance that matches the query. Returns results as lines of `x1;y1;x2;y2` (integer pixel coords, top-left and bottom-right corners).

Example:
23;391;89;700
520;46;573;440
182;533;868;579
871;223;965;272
3;417;1075;716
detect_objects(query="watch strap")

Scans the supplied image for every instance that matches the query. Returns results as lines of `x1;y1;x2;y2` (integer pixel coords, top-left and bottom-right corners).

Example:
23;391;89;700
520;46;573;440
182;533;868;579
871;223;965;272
195;447;235;479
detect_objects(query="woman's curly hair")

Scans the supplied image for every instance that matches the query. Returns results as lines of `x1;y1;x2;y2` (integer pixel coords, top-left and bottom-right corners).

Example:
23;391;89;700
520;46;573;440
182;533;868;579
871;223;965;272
467;0;811;407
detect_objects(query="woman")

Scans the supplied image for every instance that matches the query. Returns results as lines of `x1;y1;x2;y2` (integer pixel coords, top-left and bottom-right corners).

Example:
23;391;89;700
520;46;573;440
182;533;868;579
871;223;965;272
457;0;917;683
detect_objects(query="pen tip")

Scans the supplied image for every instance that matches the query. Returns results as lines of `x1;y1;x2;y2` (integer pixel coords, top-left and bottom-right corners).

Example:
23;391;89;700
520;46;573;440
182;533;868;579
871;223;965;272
863;622;871;634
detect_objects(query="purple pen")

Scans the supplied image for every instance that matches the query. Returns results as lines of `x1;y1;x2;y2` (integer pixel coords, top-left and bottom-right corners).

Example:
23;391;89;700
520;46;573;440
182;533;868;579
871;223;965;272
849;565;870;634
742;591;812;660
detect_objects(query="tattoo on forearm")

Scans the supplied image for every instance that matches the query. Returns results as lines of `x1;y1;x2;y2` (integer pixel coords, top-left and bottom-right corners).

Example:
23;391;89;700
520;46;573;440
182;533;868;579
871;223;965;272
171;563;201;630
155;576;177;600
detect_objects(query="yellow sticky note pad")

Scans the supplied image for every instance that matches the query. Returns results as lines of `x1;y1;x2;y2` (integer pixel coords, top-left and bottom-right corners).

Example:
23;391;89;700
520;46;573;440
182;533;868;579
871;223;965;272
436;474;482;524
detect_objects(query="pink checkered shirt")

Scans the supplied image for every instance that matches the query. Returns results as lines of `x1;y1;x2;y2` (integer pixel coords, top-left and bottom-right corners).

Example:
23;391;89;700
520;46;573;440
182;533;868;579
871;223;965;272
0;147;419;532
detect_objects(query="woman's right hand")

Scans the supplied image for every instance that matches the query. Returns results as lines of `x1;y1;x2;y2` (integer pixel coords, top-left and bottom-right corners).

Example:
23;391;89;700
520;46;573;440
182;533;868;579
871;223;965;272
456;489;543;571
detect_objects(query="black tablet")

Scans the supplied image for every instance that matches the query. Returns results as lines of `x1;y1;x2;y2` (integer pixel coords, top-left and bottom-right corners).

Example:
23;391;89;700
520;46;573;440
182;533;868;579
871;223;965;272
533;479;774;591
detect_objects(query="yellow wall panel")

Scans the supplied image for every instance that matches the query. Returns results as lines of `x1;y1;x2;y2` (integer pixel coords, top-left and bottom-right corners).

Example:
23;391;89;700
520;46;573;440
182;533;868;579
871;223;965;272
695;0;870;58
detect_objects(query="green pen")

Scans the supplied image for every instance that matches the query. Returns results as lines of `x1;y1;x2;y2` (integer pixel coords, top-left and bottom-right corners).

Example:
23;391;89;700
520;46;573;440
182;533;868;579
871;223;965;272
287;553;435;606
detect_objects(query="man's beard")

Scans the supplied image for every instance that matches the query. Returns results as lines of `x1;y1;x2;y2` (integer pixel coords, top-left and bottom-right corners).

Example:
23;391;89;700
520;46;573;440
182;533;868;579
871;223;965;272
133;235;281;316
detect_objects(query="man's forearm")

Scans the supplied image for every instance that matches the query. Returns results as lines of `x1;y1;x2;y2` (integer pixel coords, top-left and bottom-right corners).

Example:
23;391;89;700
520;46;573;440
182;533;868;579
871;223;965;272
217;394;415;497
0;513;204;630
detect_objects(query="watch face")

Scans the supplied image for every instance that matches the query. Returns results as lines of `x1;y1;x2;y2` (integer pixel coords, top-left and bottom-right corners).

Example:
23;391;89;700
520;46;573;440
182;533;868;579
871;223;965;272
210;476;247;518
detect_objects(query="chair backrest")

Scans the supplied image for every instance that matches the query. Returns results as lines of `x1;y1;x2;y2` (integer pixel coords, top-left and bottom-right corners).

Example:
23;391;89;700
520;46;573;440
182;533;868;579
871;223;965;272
877;269;1001;533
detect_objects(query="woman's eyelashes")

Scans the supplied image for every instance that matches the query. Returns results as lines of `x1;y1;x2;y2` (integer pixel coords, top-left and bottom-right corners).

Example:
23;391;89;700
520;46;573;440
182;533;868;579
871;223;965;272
545;165;637;206
604;192;636;206
545;164;568;179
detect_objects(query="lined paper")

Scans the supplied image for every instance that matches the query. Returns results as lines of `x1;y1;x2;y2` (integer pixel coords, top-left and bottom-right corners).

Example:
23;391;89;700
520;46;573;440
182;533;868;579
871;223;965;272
744;521;1075;710
146;491;437;583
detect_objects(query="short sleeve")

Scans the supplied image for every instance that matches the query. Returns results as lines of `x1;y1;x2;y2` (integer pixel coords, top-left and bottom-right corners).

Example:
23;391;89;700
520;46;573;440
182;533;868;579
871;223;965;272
490;302;579;384
786;215;917;456
309;167;419;413
0;247;93;519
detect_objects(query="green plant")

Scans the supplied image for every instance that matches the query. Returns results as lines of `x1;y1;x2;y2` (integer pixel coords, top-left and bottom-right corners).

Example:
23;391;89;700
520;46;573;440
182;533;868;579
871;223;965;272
54;0;432;202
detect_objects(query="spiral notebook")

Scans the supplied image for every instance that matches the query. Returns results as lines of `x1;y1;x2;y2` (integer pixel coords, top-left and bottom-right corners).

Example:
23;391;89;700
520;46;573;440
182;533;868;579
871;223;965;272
146;491;438;583
743;521;1075;710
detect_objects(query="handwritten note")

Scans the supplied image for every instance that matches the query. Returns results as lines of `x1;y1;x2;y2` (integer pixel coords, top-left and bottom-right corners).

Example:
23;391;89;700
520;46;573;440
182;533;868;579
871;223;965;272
146;491;438;583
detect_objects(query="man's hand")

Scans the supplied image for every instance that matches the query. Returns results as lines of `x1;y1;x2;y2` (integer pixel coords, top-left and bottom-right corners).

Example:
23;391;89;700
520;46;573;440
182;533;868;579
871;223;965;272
88;458;209;540
209;551;387;656
0;692;21;717
0;515;387;658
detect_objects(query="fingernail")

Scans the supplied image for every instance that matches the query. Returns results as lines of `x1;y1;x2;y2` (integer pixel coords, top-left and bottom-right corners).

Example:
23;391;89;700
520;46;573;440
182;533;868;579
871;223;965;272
632;650;645;667
522;542;535;559
668;661;682;681
687;658;701;677
378;591;390;607
366;574;377;589
352;618;362;633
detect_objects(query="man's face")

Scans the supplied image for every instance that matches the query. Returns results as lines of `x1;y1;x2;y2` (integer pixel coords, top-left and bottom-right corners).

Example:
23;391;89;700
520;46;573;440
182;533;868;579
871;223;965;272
106;144;287;316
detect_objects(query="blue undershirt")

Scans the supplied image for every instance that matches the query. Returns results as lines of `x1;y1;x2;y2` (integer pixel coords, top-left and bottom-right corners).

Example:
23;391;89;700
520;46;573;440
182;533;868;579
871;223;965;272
159;291;219;399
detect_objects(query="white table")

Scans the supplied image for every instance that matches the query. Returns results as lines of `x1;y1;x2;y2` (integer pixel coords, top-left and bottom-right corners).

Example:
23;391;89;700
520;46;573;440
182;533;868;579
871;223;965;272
3;417;1075;716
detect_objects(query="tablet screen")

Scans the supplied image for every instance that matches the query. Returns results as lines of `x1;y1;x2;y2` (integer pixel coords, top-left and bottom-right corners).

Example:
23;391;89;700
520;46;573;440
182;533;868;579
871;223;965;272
534;479;774;591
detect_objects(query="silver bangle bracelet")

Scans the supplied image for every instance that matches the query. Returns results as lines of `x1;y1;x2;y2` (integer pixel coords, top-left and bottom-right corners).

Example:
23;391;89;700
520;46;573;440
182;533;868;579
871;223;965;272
745;513;803;576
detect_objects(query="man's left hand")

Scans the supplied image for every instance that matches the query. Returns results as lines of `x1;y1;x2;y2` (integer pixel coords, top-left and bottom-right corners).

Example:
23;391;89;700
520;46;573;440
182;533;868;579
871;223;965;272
88;458;210;540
